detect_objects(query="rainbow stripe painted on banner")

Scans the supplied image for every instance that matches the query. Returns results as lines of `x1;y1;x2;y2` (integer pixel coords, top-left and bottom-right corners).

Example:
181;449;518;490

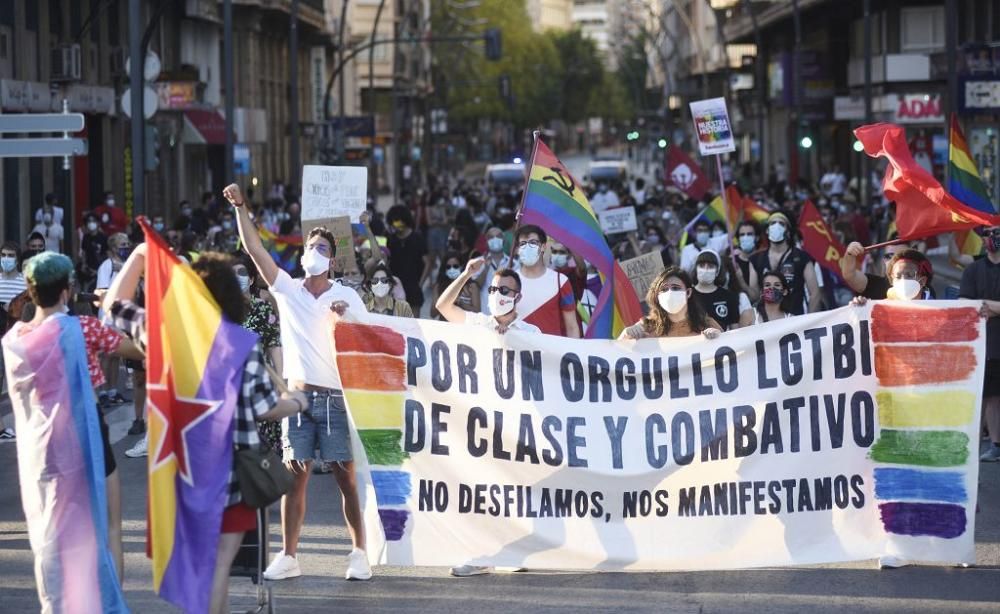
335;322;411;541
869;304;981;539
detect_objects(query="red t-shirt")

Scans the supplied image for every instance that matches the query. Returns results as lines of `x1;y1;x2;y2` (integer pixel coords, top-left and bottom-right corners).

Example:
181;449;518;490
93;205;128;236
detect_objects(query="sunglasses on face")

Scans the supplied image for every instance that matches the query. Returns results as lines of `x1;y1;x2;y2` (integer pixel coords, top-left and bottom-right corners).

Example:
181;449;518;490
550;250;568;256
980;228;1000;238
487;286;518;297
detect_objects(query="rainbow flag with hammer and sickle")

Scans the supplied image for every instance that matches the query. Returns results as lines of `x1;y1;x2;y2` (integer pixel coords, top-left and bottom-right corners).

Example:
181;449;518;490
141;217;258;613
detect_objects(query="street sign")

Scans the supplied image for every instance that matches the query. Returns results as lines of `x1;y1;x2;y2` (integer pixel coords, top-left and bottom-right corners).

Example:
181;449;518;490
0;113;85;133
325;116;375;138
0;138;88;157
121;86;157;119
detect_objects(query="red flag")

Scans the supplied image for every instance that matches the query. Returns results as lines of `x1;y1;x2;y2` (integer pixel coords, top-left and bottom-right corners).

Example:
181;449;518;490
798;199;846;280
854;123;1000;240
664;146;710;200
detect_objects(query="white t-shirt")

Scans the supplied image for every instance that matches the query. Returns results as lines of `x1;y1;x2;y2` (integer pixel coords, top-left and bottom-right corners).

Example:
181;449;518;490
34;206;64;226
270;269;367;389
32;223;63;253
590;191;619;212
679;235;730;273
464;311;541;334
95;258;118;290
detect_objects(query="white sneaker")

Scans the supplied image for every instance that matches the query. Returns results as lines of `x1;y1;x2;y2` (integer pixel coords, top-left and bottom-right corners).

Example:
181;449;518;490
263;551;301;580
450;564;493;577
346;548;372;580
878;555;907;569
0;427;15;442
125;436;148;458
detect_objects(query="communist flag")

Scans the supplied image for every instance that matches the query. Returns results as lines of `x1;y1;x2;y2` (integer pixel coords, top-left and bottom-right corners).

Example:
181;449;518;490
665;146;710;200
855;123;1000;240
141;218;258;613
798;199;846;280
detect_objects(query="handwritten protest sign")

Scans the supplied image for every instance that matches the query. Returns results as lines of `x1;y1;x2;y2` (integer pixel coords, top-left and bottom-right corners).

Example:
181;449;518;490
597;206;637;234
302;215;357;273
335;302;983;570
301;165;367;223
620;251;665;299
690;97;736;156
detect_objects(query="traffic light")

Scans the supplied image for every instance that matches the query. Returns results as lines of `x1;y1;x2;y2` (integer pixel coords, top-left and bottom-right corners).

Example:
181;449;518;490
484;29;502;61
657;138;667;149
626;130;640;142
800;135;813;149
853;140;864;152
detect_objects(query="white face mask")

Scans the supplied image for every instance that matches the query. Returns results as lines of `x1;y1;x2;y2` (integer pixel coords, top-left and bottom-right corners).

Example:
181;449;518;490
301;247;331;277
768;223;787;243
696;266;718;285
236;274;251;293
371;280;392;298
739;235;756;252
518;244;541;266
551;254;568;269
487;237;504;253
892;278;921;300
657;289;687;314
0;257;16;273
695;231;710;247
489;291;517;317
87;221;98;232
711;229;724;238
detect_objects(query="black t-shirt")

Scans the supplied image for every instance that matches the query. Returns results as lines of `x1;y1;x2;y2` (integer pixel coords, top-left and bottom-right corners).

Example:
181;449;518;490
388;230;429;307
751;246;812;315
960;257;1000;361
692;286;741;330
862;273;891;300
81;232;108;270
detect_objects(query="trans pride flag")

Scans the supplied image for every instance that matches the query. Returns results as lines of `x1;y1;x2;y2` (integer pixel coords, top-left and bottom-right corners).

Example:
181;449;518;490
142;218;258;613
2;314;128;613
520;139;642;338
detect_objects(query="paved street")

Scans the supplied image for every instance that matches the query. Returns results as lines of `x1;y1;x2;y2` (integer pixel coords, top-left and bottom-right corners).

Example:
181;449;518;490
1;400;998;614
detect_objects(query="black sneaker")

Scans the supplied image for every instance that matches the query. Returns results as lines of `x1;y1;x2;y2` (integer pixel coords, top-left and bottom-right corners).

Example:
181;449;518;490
109;393;130;405
0;427;15;441
127;418;146;436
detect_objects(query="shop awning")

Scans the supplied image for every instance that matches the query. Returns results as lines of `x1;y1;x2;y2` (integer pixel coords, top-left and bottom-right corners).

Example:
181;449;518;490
182;109;231;145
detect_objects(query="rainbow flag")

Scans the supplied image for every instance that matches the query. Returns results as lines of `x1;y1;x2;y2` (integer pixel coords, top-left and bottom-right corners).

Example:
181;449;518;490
259;226;303;272
948;115;992;256
678;195;729;248
742;195;772;225
2;314;129;613
142;218;258;613
520;139;642;338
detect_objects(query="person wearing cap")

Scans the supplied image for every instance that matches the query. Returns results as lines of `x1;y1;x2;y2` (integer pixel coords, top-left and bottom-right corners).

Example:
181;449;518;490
691;249;752;331
750;211;822;314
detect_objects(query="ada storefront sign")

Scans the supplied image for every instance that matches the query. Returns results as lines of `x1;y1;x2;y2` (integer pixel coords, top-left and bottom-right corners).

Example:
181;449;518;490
894;95;942;124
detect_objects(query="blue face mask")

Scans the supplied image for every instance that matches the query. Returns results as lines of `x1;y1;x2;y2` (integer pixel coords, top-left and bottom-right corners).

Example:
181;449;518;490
739;235;756;252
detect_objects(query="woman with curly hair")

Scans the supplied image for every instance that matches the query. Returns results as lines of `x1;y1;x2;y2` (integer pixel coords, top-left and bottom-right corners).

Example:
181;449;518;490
618;266;722;340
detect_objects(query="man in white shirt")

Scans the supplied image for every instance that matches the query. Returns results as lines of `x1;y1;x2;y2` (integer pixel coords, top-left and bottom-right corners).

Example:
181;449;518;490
225;183;373;582
437;257;540;335
589;183;620;212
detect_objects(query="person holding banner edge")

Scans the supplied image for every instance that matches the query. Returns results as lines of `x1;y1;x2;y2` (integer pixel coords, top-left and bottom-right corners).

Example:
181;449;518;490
224;183;374;582
619;267;722;341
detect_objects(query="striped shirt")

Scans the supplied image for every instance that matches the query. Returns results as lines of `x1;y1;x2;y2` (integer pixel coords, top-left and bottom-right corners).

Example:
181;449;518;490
0;274;27;308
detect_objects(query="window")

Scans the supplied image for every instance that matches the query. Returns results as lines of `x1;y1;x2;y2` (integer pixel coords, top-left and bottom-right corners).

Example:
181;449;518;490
900;6;945;52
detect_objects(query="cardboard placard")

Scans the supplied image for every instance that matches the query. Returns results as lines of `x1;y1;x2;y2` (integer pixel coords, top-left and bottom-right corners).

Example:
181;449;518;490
301;215;357;273
301;165;368;223
620;250;665;300
689;97;736;156
597;206;638;234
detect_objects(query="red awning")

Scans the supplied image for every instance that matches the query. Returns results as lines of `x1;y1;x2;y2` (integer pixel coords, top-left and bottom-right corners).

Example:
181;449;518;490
183;109;229;145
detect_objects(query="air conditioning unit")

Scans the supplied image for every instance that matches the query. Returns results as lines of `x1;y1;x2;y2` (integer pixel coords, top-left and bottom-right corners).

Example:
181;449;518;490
109;46;127;77
50;44;82;82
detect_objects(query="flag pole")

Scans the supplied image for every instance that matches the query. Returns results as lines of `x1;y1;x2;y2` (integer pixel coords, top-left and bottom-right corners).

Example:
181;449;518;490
514;130;542;223
863;237;907;252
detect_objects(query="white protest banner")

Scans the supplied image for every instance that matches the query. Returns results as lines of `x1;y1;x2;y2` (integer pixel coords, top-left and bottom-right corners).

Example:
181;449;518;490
690;97;736;156
301;165;367;223
335;302;983;570
620;251;665;299
597;206;638;234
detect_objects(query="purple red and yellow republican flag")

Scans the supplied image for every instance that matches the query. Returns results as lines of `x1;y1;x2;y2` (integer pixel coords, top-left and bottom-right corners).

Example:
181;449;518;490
141;218;257;613
520;139;642;338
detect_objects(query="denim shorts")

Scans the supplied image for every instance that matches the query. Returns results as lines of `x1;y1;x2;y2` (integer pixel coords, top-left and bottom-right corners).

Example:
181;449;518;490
282;389;353;463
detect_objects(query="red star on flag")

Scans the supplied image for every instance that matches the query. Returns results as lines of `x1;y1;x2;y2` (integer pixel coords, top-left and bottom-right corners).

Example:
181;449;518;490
147;370;222;486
